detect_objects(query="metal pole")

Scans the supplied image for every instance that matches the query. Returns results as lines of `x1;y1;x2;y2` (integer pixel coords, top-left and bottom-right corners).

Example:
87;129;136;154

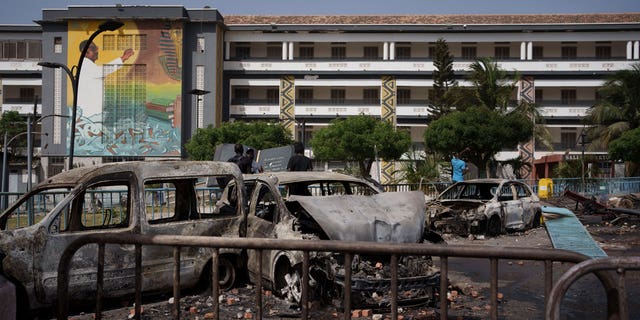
581;132;585;194
1;132;7;210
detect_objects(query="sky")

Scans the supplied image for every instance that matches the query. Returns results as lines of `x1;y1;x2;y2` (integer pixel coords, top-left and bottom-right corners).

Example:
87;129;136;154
2;0;640;25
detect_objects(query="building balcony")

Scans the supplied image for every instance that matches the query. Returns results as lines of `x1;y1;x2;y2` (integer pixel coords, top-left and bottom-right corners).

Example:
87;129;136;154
224;58;634;74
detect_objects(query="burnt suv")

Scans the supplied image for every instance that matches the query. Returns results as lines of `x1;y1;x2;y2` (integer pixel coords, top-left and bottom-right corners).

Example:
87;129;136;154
0;161;247;317
217;171;440;308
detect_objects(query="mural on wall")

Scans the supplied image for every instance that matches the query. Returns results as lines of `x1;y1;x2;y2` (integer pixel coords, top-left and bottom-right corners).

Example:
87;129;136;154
67;20;182;157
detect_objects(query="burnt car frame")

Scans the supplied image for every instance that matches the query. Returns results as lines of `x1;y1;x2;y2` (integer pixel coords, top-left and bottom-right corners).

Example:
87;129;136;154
218;171;440;307
426;179;542;236
0;161;247;316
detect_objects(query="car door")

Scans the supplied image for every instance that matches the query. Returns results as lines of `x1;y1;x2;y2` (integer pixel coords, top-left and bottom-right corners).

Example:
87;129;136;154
498;182;524;230
515;182;537;227
245;180;281;282
34;174;136;305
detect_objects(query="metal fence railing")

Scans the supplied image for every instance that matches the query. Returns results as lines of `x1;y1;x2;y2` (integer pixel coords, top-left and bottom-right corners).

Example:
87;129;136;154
57;233;626;320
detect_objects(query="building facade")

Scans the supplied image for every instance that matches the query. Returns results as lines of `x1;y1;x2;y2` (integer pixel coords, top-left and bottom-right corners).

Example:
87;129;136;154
1;6;640;191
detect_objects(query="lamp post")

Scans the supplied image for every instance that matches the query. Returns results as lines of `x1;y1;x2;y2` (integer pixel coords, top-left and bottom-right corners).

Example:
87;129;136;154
39;19;124;170
1;131;48;211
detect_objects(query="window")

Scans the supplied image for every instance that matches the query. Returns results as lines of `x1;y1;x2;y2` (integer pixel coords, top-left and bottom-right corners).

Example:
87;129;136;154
595;46;611;59
397;89;411;104
235;45;251;59
267;42;281;59
20;88;35;102
535;89;543;104
396;45;411;59
2;42;16;59
364;46;378;59
197;36;205;53
254;184;277;222
79;184;130;229
494;46;510;59
561;46;577;59
103;34;147;51
267;89;279;104
363;89;379;104
233;88;250;104
561;90;577;105
331;89;345;104
561;131;577;149
297;88;313;104
461;46;477;59
331;46;346;59
299;43;314;59
532;46;543;59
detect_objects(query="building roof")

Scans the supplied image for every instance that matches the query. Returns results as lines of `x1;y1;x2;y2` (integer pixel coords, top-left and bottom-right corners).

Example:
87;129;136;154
224;13;640;25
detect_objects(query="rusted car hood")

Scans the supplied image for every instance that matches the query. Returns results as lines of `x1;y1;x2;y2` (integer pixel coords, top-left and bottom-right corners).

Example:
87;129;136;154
289;191;425;243
434;200;486;210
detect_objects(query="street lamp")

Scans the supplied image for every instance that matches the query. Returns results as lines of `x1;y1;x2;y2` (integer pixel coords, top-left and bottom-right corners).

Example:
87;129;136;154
1;131;48;211
38;19;124;170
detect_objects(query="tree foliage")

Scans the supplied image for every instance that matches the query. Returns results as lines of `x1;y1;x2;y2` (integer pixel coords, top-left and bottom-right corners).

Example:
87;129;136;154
585;63;640;152
185;121;294;160
609;127;640;162
424;107;533;178
430;38;456;120
310;115;411;177
0;111;28;149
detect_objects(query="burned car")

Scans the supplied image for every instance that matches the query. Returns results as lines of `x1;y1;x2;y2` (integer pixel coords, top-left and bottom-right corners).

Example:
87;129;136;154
0;161;247;317
218;171;440;308
426;179;542;236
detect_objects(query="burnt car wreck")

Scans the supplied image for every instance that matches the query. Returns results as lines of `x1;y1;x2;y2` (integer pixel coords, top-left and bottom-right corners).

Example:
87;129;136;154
0;161;247;317
221;172;441;308
426;179;542;236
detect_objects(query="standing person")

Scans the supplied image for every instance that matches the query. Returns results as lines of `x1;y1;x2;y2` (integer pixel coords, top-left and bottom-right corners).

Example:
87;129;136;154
246;148;264;173
287;142;313;172
228;143;251;174
77;40;134;119
451;148;470;183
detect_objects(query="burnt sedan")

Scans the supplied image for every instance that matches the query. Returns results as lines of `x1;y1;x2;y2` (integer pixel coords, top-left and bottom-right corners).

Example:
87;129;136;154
426;179;542;236
217;171;440;308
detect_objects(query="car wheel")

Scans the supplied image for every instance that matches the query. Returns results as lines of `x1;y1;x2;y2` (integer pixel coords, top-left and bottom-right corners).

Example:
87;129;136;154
275;260;303;304
486;215;502;236
217;256;236;291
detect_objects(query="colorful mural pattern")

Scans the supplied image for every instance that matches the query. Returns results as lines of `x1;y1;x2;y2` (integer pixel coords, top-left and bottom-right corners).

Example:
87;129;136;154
67;20;183;157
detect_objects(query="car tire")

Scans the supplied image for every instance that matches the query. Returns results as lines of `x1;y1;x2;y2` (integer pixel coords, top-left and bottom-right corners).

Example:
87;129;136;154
275;259;303;304
217;256;237;291
486;215;502;236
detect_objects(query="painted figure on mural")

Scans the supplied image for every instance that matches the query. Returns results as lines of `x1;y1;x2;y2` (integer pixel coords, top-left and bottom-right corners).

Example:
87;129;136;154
76;40;134;120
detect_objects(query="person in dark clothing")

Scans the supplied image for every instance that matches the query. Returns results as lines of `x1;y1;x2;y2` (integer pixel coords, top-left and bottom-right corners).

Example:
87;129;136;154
287;142;313;172
228;143;252;174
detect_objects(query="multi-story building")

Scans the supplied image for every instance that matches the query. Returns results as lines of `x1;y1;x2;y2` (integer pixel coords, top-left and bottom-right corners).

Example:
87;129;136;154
0;25;43;194
1;6;639;191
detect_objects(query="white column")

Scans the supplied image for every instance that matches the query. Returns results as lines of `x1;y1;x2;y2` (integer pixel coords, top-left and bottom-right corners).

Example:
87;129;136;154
288;42;294;60
225;42;230;60
390;42;396;60
520;42;526;60
635;41;640;60
383;42;389;60
527;42;533;60
627;41;633;59
281;42;287;60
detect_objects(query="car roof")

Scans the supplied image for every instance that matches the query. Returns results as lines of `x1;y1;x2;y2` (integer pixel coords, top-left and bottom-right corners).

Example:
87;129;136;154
245;171;372;185
37;161;242;187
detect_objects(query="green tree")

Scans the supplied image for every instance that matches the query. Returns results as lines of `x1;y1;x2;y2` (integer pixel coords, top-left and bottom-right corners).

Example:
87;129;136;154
424;107;533;178
609;127;640;162
185;121;293;160
0;111;28;149
424;58;536;177
430;38;456;120
585;63;640;152
393;147;441;184
310;115;411;178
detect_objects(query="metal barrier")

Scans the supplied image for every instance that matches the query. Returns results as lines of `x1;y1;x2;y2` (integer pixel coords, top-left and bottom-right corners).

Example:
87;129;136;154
546;256;640;320
56;233;622;320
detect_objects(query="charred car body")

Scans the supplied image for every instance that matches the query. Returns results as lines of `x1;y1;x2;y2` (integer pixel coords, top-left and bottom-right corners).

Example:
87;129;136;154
426;179;542;236
218;171;440;307
0;161;247;316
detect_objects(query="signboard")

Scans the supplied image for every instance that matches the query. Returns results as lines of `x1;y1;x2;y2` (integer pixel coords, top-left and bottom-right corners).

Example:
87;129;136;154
213;143;293;172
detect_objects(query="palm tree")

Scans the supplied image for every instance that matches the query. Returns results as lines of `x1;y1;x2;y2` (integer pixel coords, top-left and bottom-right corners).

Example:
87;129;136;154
584;63;640;151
